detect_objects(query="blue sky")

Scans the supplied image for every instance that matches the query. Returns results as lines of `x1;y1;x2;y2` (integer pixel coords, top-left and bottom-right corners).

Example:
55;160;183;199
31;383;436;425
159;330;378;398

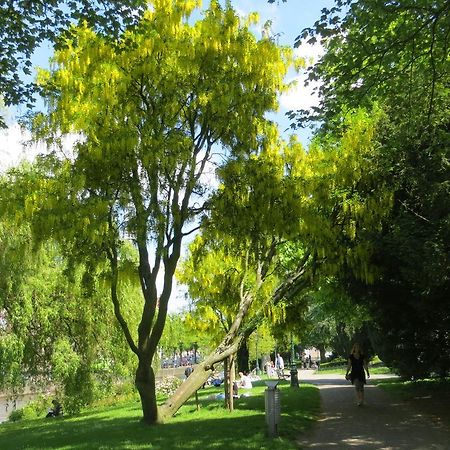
232;0;332;45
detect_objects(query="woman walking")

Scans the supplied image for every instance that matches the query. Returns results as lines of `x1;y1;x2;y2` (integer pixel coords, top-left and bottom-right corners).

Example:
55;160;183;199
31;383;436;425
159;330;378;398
345;343;370;406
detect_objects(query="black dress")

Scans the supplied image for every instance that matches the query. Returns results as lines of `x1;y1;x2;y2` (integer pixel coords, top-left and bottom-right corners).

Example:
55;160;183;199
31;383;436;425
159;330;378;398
349;354;366;384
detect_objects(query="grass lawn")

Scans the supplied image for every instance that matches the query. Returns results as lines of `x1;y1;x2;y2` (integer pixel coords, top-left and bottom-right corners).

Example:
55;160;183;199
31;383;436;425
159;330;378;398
316;365;393;375
316;355;393;376
0;379;320;449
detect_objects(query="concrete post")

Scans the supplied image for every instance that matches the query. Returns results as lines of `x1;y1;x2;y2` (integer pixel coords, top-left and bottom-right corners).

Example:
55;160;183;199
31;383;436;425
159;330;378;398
265;380;280;438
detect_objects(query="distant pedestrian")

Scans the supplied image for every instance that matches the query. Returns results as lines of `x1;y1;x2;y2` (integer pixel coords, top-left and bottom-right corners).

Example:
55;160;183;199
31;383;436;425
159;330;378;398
345;343;370;406
275;353;284;379
184;365;193;379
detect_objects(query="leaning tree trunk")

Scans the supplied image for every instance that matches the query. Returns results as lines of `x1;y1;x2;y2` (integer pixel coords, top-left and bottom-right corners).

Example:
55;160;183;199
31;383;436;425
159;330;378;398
135;358;158;424
157;292;256;423
158;333;244;422
158;253;313;422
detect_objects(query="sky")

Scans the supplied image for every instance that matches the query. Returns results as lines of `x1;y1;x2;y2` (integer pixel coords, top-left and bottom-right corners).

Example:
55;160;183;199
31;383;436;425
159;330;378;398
0;0;334;311
229;0;330;141
234;0;331;127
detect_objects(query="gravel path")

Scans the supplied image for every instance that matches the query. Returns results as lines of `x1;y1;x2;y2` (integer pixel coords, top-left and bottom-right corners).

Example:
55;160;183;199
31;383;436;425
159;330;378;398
296;370;450;450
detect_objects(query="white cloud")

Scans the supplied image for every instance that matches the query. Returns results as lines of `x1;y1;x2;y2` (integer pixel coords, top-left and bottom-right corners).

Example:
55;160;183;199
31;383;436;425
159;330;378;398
293;39;325;64
0;122;82;173
0;123;45;172
280;40;324;112
280;74;321;111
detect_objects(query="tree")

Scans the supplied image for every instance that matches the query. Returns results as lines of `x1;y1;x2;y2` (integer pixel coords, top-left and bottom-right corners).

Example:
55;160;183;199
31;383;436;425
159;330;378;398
296;278;371;360
176;231;282;411
0;0;147;127
162;107;393;417
162;126;317;416
0;214;141;412
13;0;293;424
295;0;449;129
348;121;450;377
298;0;450;377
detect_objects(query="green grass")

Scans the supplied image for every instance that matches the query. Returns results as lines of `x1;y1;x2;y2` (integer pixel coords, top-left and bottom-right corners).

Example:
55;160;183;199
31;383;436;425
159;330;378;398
317;355;392;375
315;366;347;375
0;380;320;449
317;357;347;370
316;365;392;375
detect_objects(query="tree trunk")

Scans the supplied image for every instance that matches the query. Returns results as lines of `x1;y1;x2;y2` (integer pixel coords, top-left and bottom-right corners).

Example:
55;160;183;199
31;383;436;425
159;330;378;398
237;341;249;373
158;359;215;422
135;359;158;424
225;355;236;412
224;357;230;411
158;338;243;421
318;344;326;362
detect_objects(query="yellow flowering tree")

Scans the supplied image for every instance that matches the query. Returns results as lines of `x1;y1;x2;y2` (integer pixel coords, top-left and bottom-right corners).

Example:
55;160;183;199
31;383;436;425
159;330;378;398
26;0;293;424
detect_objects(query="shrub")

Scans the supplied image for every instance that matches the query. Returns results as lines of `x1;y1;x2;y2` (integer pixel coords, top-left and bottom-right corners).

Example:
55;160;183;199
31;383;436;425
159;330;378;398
320;357;347;369
8;394;50;422
156;376;182;398
8;409;24;422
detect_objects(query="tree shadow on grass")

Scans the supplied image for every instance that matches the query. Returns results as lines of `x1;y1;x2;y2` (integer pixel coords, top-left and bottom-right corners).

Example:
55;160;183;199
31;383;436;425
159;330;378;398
1;413;284;450
0;384;319;450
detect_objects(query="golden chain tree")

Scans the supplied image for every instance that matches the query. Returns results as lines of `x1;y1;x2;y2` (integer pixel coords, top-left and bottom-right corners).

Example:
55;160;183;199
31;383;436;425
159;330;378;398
30;0;293;424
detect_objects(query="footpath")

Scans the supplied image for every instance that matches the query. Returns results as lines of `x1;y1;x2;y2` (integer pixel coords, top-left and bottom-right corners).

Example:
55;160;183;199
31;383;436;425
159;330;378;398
296;370;450;450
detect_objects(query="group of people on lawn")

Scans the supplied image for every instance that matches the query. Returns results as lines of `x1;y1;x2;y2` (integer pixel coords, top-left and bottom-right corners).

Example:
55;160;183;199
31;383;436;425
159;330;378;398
184;344;370;406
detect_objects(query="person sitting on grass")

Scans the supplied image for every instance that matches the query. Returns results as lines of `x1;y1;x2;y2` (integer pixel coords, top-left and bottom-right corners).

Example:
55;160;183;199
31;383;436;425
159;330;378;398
210;371;224;387
46;399;62;418
237;371;253;389
233;371;252;398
